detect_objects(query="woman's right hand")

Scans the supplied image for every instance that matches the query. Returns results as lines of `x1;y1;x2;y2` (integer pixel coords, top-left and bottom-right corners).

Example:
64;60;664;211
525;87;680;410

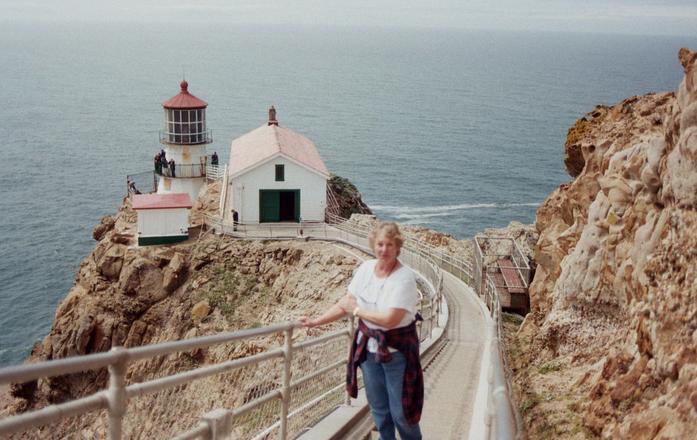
298;316;315;328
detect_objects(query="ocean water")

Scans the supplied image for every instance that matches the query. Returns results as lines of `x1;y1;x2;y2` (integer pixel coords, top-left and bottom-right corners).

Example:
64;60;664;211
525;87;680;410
0;22;694;366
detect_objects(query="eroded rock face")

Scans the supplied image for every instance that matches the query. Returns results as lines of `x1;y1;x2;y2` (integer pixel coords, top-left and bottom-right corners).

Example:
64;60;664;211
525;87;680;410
513;48;697;438
162;253;188;293
327;174;373;219
1;197;363;426
95;242;126;280
92;215;115;241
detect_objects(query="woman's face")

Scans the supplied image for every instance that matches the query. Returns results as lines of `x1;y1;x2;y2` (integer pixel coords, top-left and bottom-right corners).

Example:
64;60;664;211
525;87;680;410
375;234;399;262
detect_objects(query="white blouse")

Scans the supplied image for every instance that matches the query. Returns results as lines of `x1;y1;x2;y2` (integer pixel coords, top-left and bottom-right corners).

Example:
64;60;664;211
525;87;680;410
348;259;419;352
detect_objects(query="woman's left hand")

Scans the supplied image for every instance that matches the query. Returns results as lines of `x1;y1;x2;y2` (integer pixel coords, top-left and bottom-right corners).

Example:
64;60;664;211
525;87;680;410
298;316;315;328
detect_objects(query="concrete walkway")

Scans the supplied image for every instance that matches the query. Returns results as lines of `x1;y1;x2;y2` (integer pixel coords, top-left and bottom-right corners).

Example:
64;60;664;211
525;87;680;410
419;271;486;438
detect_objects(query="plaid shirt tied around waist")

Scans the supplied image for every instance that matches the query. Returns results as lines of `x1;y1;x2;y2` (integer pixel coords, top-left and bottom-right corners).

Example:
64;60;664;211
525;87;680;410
346;316;424;425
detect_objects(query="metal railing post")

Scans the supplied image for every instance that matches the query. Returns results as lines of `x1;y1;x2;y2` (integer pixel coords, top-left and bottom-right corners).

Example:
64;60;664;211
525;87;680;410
280;328;293;439
107;347;128;440
345;317;355;406
430;297;436;339
202;409;232;439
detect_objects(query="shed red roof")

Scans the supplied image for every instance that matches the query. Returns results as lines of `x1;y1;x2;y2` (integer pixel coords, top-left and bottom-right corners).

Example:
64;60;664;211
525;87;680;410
132;193;193;210
162;80;208;109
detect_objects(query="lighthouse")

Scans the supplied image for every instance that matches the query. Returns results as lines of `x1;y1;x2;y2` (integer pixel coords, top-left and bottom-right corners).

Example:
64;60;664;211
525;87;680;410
157;80;212;201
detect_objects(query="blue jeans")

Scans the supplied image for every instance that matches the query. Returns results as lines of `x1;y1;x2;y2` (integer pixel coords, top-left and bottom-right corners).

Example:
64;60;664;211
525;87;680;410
360;352;422;440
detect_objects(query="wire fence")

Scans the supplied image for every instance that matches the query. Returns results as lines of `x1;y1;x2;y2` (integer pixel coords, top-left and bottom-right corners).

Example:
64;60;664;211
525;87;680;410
126;171;158;196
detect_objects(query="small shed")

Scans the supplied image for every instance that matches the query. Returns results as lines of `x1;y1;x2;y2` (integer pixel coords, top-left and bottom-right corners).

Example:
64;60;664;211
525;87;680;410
224;107;329;224
132;193;193;246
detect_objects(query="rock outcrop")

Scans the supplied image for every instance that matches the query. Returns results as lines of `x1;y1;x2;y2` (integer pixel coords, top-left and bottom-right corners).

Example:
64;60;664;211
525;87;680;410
509;48;697;438
0;190;365;433
327;174;373;219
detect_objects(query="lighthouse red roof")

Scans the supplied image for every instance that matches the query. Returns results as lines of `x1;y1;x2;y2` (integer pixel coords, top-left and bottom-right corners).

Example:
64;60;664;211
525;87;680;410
162;80;208;109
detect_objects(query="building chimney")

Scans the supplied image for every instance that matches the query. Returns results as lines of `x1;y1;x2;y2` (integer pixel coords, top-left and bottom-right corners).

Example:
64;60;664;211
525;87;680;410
268;106;278;126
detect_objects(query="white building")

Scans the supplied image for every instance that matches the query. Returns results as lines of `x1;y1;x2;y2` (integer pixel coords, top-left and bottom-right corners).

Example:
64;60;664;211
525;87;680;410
224;107;329;224
132;193;193;246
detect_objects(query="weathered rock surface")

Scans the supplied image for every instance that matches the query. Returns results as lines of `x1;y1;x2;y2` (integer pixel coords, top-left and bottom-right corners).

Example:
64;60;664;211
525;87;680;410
0;179;367;436
92;215;115;241
189;179;221;227
509;48;697;438
190;300;210;323
327;174;373;219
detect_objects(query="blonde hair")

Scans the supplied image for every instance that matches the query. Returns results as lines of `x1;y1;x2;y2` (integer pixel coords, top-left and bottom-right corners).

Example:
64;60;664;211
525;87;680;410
368;222;404;254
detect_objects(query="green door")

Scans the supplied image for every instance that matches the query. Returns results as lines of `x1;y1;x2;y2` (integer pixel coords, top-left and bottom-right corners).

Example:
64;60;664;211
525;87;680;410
259;190;280;222
259;189;300;223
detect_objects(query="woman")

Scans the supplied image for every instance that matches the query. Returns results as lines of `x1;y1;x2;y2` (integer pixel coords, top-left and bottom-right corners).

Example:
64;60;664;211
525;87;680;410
300;222;423;440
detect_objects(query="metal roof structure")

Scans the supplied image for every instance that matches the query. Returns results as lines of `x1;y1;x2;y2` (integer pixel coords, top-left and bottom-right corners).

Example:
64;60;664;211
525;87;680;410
162;80;208;109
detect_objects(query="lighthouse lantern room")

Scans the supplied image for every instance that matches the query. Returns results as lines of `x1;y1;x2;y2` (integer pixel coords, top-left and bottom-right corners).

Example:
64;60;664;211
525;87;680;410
156;80;212;201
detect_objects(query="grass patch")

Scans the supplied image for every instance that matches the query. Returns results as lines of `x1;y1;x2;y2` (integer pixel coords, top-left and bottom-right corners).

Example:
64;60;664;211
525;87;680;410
538;362;562;375
179;352;200;371
570;420;599;438
520;392;542;414
618;393;640;412
536;420;556;439
502;312;524;326
203;263;260;322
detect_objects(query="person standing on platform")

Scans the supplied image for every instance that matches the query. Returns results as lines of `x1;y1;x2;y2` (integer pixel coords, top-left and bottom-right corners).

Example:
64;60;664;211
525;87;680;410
211;151;219;166
232;209;239;231
169;158;176;178
154;152;161;175
161;154;169;176
299;223;423;440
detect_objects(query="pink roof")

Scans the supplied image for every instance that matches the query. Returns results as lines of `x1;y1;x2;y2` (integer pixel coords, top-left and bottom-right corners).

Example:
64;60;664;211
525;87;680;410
132;193;193;210
228;123;329;178
162;81;208;109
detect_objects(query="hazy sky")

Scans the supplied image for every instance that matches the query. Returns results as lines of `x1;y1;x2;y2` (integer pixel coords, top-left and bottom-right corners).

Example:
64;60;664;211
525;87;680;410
2;0;697;36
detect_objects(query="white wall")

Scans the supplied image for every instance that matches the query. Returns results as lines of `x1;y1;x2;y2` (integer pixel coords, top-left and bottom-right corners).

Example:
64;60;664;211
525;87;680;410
157;178;204;203
137;208;190;237
157;143;208;202
161;144;207;166
226;156;327;223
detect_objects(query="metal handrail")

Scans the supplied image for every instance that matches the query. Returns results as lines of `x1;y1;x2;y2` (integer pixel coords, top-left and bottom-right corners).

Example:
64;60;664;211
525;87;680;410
206;163;225;180
0;322;348;439
0;213;517;439
324;212;473;276
210;215;518;438
0;217;445;440
154;162;208;178
203;214;445;345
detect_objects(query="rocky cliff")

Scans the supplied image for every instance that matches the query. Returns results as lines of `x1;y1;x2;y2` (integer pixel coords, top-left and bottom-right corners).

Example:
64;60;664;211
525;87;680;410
327;174;373;219
0;177;375;438
509;48;697;438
